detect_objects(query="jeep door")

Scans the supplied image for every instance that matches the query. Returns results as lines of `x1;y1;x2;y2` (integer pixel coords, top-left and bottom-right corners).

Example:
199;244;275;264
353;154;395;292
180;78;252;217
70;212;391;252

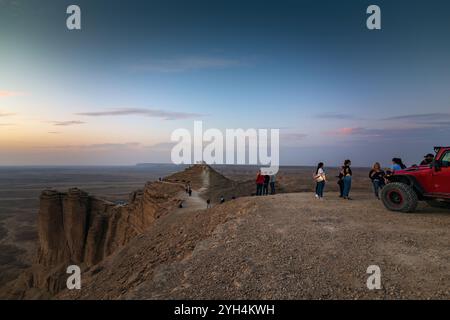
432;150;450;195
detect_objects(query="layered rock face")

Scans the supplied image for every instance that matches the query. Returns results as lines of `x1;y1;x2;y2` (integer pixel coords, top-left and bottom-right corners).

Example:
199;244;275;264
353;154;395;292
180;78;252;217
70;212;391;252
10;181;184;298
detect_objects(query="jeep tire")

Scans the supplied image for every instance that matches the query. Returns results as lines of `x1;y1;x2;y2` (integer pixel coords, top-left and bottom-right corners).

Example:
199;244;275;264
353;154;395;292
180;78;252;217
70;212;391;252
381;182;418;213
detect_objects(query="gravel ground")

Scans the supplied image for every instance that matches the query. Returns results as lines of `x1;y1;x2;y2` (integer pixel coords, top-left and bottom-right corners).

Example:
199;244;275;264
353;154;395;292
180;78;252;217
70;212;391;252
59;191;450;300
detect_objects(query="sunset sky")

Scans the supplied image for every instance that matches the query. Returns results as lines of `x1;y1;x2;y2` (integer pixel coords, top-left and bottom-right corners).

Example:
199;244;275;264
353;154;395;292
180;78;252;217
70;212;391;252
1;0;450;166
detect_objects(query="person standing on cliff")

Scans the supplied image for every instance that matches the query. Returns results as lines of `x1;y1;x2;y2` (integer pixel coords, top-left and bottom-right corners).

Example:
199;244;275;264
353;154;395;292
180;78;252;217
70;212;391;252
256;170;264;196
269;174;276;195
263;174;270;195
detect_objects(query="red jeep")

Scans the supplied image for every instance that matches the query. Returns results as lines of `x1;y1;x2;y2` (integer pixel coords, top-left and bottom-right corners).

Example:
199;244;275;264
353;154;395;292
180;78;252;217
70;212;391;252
381;146;450;212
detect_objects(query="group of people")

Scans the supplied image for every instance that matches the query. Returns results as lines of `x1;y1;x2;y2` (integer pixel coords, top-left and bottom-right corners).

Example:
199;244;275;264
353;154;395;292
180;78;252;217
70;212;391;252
314;159;353;200
312;153;435;200
205;195;235;209
255;170;276;196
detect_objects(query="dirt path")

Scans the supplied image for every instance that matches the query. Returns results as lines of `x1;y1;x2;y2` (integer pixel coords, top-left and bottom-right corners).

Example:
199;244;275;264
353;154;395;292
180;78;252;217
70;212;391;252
162;169;210;213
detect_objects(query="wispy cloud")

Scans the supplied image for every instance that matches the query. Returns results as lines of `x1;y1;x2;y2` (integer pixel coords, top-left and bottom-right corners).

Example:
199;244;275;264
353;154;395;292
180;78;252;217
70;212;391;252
325;123;450;142
76;108;204;120
48;131;61;134
81;142;141;149
381;113;450;129
0;123;14;126
315;112;358;120
0;111;15;117
144;142;175;151
40;142;142;150
0;90;24;98
130;56;241;73
50;120;86;126
281;132;308;140
325;127;383;137
382;113;450;121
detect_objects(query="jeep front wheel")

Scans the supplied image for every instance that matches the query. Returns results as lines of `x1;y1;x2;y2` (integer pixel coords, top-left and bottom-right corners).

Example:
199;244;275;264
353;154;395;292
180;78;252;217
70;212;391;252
381;182;418;213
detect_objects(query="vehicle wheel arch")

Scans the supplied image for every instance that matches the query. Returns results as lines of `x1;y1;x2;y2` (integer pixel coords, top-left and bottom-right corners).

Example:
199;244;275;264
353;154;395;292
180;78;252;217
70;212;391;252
388;175;425;200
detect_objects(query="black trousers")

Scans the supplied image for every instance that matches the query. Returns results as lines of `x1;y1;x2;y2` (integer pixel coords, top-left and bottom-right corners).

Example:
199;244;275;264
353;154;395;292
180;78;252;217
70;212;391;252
337;179;344;197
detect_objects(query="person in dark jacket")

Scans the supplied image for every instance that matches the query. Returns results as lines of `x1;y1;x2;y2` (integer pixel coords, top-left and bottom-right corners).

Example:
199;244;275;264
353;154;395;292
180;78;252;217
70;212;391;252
420;153;434;166
337;167;344;198
263;174;270;195
369;162;386;199
342;159;352;200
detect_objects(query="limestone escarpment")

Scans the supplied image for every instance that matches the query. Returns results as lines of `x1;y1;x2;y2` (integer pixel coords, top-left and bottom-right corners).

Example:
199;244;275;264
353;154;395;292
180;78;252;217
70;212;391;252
7;181;184;299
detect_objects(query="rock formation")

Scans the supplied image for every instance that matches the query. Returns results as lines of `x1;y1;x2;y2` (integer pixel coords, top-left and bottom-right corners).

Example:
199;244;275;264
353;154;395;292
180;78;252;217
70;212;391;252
7;180;184;298
4;165;251;299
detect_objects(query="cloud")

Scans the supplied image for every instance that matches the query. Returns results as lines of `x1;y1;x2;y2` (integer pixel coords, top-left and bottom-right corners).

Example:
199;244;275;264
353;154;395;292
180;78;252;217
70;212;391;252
130;56;241;73
315;112;357;120
48;131;61;134
325;127;383;137
76;108;204;120
382;113;450;128
144;142;176;151
51;120;86;126
0;90;24;98
0;111;15;117
38;142;142;150
0;123;14;126
280;132;308;140
382;113;450;121
82;142;141;149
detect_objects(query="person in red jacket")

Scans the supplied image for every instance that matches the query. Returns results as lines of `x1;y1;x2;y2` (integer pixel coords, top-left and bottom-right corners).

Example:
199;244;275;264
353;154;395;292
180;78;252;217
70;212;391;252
256;170;265;196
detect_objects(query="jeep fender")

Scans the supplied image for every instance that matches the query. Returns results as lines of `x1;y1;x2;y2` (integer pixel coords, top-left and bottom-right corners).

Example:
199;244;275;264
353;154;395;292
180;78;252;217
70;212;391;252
387;175;425;200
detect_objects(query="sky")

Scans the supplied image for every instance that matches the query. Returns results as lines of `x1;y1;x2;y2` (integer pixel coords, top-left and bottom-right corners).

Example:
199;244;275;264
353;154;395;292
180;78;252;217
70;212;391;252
1;0;450;166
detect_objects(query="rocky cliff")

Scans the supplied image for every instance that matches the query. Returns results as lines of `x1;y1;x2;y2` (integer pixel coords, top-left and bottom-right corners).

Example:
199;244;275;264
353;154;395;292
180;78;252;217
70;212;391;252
3;165;251;299
7;180;184;299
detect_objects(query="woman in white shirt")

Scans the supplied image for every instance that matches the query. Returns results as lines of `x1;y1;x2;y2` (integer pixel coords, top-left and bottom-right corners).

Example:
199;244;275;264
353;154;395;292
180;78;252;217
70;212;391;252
314;162;326;199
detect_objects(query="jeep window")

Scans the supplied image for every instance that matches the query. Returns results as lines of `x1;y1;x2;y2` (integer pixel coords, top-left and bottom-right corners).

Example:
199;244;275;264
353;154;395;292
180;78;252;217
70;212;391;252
441;152;450;166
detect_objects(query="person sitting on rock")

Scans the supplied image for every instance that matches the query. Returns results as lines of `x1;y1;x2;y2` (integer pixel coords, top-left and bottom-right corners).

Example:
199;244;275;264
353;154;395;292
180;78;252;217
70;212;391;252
220;196;225;204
